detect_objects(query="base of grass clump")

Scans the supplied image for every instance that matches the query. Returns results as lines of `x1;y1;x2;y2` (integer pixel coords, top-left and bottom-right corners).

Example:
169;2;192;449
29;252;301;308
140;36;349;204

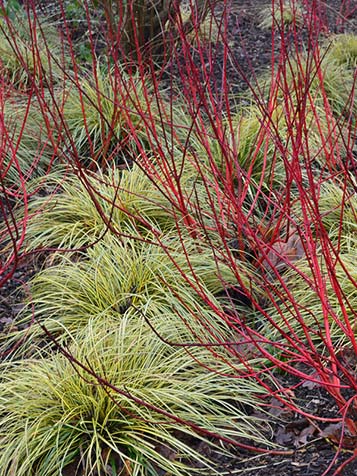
0;317;271;476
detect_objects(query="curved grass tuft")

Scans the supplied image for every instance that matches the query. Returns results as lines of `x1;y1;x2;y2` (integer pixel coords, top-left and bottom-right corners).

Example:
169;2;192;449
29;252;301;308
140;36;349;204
0;10;64;88
325;34;357;69
0;317;270;476
22;164;186;251
63;64;160;163
5;231;254;354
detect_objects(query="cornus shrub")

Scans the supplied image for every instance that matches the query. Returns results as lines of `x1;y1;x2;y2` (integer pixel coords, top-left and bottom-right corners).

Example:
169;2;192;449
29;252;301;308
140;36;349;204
68;1;357;473
1;0;357;475
141;4;357;473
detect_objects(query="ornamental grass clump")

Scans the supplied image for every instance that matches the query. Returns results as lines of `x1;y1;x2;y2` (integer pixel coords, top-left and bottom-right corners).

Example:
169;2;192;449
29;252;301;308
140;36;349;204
2;94;59;185
325;34;357;69
0;317;270;476
5;231;253;354
228;105;295;185
21;160;203;251
0;7;64;88
62;64;161;165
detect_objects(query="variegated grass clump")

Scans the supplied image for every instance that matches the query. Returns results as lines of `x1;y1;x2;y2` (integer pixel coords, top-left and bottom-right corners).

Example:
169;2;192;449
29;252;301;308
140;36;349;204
316;59;356;118
21;159;208;252
0;11;64;87
21;138;247;255
2;95;59;185
63;64;160;163
325;34;357;69
0;317;271;476
258;1;304;30
5;230;259;354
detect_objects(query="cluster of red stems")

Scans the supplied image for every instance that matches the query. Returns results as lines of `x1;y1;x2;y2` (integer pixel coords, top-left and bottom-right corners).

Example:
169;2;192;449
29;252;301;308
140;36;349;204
1;0;357;474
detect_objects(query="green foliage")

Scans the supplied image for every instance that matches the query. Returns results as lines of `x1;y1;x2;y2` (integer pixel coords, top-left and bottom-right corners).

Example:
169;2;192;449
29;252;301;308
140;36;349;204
0;10;64;87
22;136;245;253
64;0;96;64
62;64;159;162
325;34;357;69
6;231;247;351
0;317;270;476
179;103;286;190
258;1;304;30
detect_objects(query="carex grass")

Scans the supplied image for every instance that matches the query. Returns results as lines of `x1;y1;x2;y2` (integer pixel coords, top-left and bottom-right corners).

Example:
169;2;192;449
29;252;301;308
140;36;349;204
0;317;272;476
3;230;248;355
